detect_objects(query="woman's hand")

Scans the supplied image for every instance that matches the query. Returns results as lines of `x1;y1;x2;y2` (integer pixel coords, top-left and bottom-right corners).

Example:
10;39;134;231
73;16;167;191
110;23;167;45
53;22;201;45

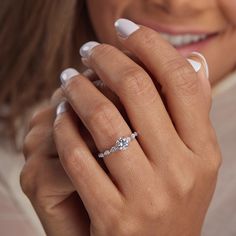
20;52;148;235
54;20;222;236
20;89;91;236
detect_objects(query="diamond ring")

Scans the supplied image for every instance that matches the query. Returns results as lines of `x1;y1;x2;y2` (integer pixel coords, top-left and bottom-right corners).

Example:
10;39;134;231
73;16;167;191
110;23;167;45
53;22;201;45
98;132;138;158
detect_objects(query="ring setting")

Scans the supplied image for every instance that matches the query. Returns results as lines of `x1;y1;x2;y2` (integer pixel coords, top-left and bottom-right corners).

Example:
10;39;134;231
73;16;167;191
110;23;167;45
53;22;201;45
98;132;138;158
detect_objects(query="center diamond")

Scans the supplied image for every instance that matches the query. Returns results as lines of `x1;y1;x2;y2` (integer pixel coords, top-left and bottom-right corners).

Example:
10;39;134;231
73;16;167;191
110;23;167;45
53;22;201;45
116;137;130;150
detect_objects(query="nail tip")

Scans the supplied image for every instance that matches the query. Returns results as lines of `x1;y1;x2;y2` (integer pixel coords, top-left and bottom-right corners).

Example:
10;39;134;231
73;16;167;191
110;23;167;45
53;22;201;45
114;18;140;38
190;52;209;79
187;59;202;72
60;68;79;84
79;41;100;58
114;18;129;26
56;101;67;116
79;47;85;58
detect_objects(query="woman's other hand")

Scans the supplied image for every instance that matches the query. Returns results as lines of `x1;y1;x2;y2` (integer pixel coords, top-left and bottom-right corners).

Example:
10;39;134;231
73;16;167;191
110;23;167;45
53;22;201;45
20;72;121;236
20;88;90;236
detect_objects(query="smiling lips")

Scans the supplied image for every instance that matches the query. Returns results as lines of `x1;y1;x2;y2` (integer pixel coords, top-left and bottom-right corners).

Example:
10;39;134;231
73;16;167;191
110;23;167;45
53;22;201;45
159;33;209;47
134;19;219;49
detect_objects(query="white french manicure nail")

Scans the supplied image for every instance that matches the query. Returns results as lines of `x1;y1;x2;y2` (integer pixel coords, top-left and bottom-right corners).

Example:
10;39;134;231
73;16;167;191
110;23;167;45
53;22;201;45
187;59;202;73
114;18;140;38
191;52;209;79
79;41;100;58
60;68;79;85
56;101;67;116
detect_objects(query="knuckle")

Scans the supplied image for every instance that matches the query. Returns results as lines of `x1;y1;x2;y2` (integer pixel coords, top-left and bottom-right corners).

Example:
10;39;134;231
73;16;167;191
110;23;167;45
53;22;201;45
95;200;133;236
211;155;222;174
210;139;222;166
90;43;116;60
53;115;64;135
141;30;159;49
28;105;51;130
176;174;196;198
62;147;87;176
206;149;222;176
204;127;222;174
141;192;169;221
86;102;122;138
28;110;42;130
23;132;35;157
50;88;64;103
214;148;223;170
162;58;199;96
142;198;162;221
117;223;137;236
167;159;196;199
20;163;37;198
24;125;53;159
86;102;113;124
64;75;82;98
103;212;120;233
20;161;50;207
106;217;137;236
120;67;151;95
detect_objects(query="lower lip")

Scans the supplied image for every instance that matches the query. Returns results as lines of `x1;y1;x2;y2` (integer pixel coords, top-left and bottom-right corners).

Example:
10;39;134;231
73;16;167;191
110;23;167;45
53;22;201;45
172;34;218;56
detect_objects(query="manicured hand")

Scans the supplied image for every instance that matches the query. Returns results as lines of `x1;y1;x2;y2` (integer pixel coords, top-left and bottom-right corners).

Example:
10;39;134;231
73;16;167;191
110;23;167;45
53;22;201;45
20;88;91;236
54;19;222;236
21;71;122;236
21;56;147;235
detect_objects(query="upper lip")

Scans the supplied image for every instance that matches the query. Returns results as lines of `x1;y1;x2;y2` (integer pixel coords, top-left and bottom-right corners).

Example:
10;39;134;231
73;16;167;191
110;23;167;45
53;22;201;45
133;19;219;35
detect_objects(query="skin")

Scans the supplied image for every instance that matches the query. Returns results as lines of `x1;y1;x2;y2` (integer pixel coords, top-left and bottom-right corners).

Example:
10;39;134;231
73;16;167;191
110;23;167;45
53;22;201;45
87;0;236;84
20;0;236;235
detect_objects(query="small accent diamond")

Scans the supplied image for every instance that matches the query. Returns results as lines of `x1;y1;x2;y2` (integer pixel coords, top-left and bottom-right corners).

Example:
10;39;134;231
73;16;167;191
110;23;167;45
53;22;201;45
104;150;110;156
110;146;116;152
98;153;104;158
132;132;138;139
126;137;131;142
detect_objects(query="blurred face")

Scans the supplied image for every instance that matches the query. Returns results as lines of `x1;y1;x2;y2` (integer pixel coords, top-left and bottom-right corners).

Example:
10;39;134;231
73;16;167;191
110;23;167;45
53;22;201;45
86;0;236;83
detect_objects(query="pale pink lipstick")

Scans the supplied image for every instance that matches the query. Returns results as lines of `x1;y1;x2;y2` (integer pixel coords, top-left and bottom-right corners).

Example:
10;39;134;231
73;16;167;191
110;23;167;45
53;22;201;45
134;19;220;56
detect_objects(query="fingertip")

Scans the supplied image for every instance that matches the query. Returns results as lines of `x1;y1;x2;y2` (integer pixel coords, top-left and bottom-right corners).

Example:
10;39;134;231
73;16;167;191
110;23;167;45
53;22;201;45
188;52;212;110
189;52;209;80
60;68;80;85
114;18;140;39
187;58;202;73
56;101;68;116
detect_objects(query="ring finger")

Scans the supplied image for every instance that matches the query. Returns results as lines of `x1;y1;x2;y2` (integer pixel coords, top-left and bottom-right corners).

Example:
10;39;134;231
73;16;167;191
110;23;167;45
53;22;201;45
59;70;152;194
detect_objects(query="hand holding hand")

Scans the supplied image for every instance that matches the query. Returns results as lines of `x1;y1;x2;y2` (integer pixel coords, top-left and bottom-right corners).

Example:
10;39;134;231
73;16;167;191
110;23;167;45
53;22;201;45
53;19;221;236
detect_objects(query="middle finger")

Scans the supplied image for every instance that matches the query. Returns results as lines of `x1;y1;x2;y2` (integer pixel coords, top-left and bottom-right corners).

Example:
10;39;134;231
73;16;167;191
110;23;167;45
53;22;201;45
79;42;180;163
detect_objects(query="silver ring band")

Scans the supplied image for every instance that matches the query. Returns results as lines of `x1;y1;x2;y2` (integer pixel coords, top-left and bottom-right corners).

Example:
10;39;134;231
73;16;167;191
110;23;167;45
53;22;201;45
98;131;138;158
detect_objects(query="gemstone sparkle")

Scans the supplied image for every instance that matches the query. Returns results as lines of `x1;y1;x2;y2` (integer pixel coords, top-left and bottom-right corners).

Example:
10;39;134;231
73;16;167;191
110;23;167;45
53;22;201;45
116;137;130;150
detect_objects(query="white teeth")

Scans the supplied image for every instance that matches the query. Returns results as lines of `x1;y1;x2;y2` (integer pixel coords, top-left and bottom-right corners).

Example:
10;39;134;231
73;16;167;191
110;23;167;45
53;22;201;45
160;33;207;47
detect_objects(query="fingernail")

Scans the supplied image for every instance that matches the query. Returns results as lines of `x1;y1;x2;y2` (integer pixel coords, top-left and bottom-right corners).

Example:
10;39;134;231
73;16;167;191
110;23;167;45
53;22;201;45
114;18;140;38
79;41;100;58
190;52;209;79
187;59;202;73
56;101;67;116
60;68;79;85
